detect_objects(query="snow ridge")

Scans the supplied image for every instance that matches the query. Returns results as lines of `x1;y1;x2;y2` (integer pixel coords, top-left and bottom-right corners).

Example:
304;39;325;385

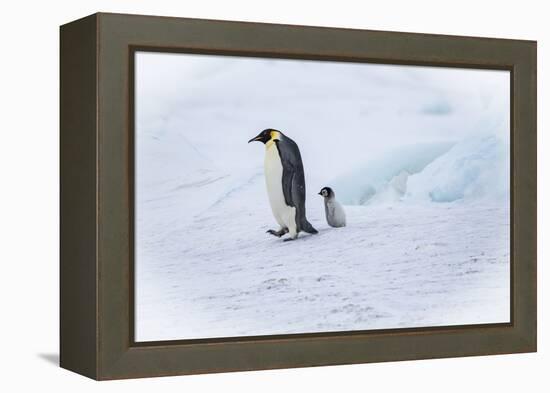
330;134;509;205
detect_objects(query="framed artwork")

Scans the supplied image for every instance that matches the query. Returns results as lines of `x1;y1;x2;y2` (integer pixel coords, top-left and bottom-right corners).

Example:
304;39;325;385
60;13;537;380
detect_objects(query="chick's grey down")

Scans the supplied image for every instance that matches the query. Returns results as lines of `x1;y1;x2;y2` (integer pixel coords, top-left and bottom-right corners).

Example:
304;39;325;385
319;187;346;228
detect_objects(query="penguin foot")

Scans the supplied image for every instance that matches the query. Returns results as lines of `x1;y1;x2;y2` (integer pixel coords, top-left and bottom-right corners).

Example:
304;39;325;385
283;237;296;242
267;228;288;237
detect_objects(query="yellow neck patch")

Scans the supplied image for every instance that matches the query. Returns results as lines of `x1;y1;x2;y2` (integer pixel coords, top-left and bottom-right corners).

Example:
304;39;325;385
266;130;281;149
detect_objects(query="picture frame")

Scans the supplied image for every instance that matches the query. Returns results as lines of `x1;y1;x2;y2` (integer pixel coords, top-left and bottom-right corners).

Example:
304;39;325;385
60;12;537;380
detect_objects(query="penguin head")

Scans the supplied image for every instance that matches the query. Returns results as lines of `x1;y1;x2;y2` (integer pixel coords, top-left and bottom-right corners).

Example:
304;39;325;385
318;187;335;198
248;129;282;144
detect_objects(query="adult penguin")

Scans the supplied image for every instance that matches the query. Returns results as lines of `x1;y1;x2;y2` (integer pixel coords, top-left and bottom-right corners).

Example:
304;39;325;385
248;128;318;241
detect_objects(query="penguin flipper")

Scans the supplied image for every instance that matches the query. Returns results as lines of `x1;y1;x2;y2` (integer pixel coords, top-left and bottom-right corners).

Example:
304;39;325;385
285;164;318;234
276;140;302;209
276;138;318;235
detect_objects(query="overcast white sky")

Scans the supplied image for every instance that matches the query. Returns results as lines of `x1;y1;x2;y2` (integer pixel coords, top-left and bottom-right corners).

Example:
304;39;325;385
135;51;510;181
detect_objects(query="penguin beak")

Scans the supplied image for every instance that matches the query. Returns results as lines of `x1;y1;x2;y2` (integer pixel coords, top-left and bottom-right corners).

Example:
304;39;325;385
248;135;262;143
318;192;322;195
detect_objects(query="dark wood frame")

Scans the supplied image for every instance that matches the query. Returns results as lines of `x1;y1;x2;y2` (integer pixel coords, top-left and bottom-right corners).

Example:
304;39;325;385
60;12;537;380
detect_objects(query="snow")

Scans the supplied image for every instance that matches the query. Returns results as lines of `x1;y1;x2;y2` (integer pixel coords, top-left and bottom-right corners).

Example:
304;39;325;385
329;134;510;206
406;134;510;203
134;52;510;342
330;142;453;205
135;169;510;341
134;134;510;341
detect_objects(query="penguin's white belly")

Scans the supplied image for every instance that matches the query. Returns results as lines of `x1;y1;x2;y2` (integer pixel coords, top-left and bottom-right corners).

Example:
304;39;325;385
264;144;296;230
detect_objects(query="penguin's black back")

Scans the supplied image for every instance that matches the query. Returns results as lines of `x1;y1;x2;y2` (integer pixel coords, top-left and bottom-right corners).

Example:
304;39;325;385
275;134;318;234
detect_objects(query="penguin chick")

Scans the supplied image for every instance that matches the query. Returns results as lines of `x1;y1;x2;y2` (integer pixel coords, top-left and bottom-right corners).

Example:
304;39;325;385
318;187;346;228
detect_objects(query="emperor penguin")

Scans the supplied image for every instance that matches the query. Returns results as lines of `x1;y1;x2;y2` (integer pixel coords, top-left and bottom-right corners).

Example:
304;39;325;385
248;129;318;241
318;187;346;228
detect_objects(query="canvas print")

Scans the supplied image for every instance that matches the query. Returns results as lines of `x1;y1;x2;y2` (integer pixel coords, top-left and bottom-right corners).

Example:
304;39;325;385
134;52;510;342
